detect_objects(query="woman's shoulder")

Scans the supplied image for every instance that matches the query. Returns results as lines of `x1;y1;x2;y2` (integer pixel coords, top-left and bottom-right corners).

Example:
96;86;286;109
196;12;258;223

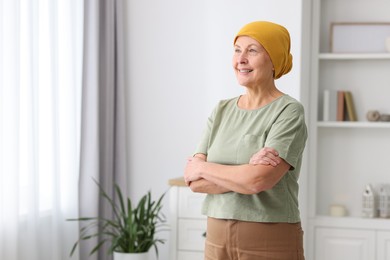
207;97;239;118
279;95;305;112
214;96;239;109
219;96;239;105
279;94;301;104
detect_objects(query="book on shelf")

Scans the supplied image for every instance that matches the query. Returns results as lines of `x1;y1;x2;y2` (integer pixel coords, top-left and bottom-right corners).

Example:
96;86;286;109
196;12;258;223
322;89;357;122
344;91;358;121
336;90;345;121
323;89;344;121
323;89;338;121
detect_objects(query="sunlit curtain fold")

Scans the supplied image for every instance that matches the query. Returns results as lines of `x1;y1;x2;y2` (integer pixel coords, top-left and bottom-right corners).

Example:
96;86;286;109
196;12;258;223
0;0;83;259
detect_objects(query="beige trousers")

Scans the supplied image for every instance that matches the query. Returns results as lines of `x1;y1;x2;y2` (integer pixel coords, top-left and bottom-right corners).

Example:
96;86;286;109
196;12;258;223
204;217;305;260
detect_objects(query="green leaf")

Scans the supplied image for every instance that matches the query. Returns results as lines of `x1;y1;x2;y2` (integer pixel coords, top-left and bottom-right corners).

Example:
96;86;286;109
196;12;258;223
67;179;169;257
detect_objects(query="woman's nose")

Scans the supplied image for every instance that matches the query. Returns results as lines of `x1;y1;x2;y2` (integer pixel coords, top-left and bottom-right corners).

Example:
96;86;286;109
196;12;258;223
237;52;248;63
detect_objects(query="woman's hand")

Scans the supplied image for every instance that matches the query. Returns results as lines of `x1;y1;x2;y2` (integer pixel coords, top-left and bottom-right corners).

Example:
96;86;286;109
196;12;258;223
184;156;206;186
249;147;280;167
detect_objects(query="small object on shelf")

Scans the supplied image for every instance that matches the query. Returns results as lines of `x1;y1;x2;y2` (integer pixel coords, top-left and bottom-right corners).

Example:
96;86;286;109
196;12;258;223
362;184;378;218
379;184;390;218
379;114;390;122
365;111;390;122
366;110;381;122
329;204;348;217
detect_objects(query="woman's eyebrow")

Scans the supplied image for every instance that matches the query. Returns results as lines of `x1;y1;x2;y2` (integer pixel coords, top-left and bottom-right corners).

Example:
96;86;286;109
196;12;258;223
234;44;259;48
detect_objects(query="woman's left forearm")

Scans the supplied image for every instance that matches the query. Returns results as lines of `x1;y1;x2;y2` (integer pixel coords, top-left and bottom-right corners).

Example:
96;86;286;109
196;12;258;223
199;162;266;194
185;158;289;194
188;178;231;194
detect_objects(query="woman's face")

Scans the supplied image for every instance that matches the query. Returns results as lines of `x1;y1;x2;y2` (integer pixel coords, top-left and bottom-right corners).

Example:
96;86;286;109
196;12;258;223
232;36;274;88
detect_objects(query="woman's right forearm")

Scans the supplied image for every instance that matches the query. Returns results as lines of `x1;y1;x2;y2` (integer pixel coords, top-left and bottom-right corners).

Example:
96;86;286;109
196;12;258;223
189;153;230;194
189;178;230;194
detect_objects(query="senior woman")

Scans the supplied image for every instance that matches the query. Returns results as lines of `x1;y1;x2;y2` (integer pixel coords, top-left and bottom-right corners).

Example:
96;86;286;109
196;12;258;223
184;21;307;260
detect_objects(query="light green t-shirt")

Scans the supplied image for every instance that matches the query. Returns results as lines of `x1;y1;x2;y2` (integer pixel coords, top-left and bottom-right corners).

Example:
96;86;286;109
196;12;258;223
195;95;307;223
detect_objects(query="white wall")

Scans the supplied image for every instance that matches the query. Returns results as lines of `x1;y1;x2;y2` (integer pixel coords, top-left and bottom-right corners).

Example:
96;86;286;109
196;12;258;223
124;1;304;258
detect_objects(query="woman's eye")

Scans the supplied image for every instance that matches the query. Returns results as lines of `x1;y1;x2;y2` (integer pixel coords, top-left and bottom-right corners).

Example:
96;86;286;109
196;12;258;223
247;49;259;56
234;49;241;53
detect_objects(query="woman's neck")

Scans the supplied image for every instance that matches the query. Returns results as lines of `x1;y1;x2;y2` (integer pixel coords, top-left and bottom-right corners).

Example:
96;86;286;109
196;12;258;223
238;86;284;110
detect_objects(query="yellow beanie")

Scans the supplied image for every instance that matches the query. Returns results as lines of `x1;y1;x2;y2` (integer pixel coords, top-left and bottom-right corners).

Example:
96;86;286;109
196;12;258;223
234;21;292;79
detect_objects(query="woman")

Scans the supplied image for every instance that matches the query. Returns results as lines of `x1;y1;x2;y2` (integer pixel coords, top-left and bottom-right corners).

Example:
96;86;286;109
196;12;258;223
184;21;307;260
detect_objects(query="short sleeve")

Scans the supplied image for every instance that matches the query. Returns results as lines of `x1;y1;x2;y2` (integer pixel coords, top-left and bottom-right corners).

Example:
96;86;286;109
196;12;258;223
193;105;218;156
265;102;307;169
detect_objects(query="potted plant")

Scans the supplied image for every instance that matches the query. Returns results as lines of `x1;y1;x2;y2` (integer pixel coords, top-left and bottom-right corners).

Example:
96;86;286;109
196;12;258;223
68;180;167;260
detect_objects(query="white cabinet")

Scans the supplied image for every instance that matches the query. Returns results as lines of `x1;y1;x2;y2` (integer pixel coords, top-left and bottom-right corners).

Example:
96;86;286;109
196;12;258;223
315;228;390;260
377;231;390;260
307;0;390;259
177;219;206;251
309;217;390;260
315;228;375;260
169;180;206;260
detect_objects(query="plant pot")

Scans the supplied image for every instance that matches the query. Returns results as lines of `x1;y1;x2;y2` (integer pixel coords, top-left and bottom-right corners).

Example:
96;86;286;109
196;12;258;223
113;251;150;260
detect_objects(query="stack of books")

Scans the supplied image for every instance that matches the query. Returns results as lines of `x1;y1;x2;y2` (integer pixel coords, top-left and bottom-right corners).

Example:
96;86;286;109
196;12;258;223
323;89;357;122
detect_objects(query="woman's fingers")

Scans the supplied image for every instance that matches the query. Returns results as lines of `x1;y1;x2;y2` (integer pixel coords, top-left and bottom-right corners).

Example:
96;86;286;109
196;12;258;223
249;147;280;166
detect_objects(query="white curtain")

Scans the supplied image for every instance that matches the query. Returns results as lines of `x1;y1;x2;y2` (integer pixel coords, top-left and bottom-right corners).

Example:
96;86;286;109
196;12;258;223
0;0;83;259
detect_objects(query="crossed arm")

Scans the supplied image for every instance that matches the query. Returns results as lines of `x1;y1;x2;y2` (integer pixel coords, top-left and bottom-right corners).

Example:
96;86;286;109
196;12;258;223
183;147;291;195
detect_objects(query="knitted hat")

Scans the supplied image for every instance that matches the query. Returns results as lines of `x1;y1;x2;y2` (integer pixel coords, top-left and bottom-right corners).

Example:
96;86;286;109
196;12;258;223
234;21;293;79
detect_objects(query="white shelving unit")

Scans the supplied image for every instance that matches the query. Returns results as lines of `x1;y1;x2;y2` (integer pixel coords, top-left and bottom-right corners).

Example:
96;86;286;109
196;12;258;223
169;180;206;260
307;0;390;259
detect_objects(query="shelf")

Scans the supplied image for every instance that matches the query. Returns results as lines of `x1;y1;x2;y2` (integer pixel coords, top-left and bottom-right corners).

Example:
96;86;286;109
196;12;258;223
311;215;390;230
319;53;390;60
317;121;390;128
308;0;390;258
